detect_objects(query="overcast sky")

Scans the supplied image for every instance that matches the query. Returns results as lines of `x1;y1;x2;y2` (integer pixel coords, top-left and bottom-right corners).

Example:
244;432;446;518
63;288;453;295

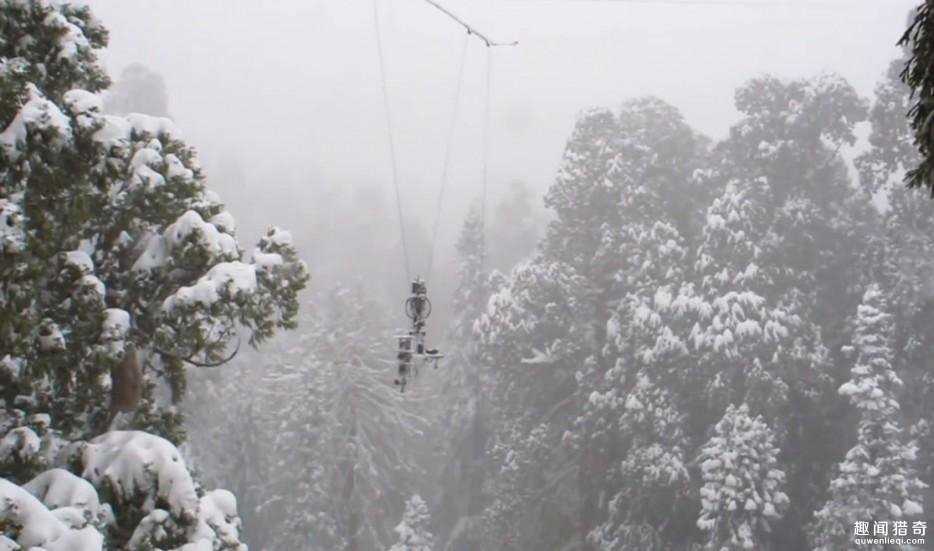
80;0;914;236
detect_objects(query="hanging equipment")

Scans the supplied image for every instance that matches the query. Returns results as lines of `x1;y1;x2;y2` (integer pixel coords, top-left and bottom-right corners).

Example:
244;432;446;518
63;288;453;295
372;0;516;391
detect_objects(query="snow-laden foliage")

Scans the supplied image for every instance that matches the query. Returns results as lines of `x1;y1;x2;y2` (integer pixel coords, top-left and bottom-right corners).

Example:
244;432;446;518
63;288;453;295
432;205;496;549
0;477;104;551
810;285;926;550
0;3;304;549
463;75;886;550
0;0;308;446
473;98;697;549
696;403;788;551
854;52;934;521
899;1;934;192
587;374;691;550
388;494;434;551
0;425;246;550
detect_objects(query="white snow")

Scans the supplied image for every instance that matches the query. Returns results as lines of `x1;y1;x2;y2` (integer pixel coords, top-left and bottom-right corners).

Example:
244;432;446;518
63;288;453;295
165;211;238;258
132;233;168;272
252;250;283;271
101;308;131;341
0;199;25;254
1;85;72;159
163;261;257;312
129;147;166;189
165;153;194;181
70;431;200;520
0;479;102;550
43;11;90;61
63;90;103;115
64;250;94;274
209;211;236;234
0;426;40;462
190;490;245;549
265;226;293;247
23;469;101;522
63;89;103;130
520;347;554;365
126;113;179;139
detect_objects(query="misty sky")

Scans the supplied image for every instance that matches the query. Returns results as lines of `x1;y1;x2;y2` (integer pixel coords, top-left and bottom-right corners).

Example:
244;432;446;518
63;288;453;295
80;0;913;243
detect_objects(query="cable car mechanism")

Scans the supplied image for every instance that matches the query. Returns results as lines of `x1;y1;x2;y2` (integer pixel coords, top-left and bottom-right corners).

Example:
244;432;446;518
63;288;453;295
394;277;443;392
373;0;515;392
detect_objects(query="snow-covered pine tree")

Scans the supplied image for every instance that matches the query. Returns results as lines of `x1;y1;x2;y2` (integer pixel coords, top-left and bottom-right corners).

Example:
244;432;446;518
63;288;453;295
690;74;869;419
0;0;308;444
696;403;789;551
473;98;709;549
435;203;494;549
899;0;934;192
0;426;249;550
581;97;707;549
688;74;871;547
587;374;691;550
474;258;590;550
0;1;303;548
856;52;934;513
389;494;435;551
809;285;926;550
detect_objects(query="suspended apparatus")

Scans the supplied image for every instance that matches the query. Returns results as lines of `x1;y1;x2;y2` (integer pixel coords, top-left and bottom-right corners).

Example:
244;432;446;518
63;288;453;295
394;277;443;392
373;0;516;391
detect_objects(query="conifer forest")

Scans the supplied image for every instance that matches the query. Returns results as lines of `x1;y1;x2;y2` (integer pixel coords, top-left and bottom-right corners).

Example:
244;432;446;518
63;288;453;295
0;0;932;550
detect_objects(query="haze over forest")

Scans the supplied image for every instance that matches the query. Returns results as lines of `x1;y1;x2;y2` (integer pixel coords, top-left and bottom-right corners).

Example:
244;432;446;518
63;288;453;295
0;1;931;550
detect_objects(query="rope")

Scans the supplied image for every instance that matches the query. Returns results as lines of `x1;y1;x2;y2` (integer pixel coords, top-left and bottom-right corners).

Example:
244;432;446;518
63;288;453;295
373;0;412;282
479;46;493;272
426;31;471;284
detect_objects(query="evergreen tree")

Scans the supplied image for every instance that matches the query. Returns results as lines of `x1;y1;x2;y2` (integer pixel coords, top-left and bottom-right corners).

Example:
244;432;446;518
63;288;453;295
0;2;304;548
389;494;435;551
587;374;692;549
475;97;708;549
696;403;789;551
0;0;308;444
583;97;708;548
899;1;934;192
474;258;590;550
0;422;249;549
809;285;926;550
687;74;869;548
435;203;493;550
856;55;934;512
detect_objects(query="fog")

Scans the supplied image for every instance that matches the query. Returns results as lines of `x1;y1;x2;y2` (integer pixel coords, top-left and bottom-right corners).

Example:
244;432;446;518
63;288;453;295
29;1;925;549
85;0;908;232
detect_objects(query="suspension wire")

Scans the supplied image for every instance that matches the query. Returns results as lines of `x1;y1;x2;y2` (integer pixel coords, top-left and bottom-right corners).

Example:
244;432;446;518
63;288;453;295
373;0;412;282
422;0;519;47
426;31;471;285
479;46;493;272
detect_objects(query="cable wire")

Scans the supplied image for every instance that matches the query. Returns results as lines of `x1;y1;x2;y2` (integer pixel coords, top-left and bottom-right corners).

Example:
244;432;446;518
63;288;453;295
427;31;471;284
373;0;412;282
480;46;493;272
